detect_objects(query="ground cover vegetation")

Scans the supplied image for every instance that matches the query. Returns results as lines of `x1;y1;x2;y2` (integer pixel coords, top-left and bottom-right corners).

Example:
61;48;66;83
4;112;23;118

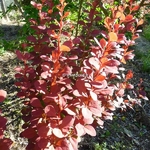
0;0;150;149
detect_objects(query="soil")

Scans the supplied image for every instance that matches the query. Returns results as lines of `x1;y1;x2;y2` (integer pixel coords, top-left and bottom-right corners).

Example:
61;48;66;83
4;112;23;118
1;23;150;150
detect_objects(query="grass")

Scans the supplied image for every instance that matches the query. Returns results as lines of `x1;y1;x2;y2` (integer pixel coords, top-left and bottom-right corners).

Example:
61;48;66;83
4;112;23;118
134;49;150;72
142;25;150;41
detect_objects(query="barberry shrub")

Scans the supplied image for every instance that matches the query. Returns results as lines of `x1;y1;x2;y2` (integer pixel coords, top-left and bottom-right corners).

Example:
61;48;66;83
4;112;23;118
15;0;144;149
0;74;12;150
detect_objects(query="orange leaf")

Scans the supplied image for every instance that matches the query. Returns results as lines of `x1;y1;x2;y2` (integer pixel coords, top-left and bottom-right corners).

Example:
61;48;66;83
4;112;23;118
126;70;133;80
104;17;112;30
115;11;122;18
60;45;70;52
95;75;105;81
108;32;118;42
118;5;124;13
120;13;125;21
48;9;53;14
121;57;126;64
100;57;108;64
60;0;65;4
63;12;70;18
137;19;144;26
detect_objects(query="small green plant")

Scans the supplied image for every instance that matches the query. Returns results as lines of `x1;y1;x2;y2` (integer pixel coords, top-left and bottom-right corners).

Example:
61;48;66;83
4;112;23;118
94;142;108;150
110;141;126;150
142;25;150;41
100;130;111;138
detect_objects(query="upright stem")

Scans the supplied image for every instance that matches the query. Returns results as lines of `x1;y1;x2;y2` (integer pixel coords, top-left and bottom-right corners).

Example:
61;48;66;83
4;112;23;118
75;0;84;37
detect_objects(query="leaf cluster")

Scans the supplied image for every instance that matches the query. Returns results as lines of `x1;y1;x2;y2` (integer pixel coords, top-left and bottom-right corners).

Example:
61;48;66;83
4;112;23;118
0;0;147;149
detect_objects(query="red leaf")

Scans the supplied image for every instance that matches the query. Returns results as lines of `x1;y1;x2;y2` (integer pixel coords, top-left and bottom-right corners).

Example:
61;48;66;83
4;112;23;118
15;73;23;78
53;128;64;138
34;80;47;94
126;84;134;89
30;97;42;108
0;129;4;139
91;80;107;89
73;90;82;97
0;116;7;128
63;41;73;49
37;138;50;149
16;50;23;61
89;57;100;70
100;38;107;49
104;66;119;74
44;105;56;117
96;118;104;126
75;123;85;136
68;55;78;60
41;72;51;79
0;90;7;102
21;128;37;139
124;53;135;60
76;79;87;94
104;59;120;66
41;62;51;72
31;1;36;7
69;137;78;150
117;89;124;97
91;30;101;37
31;108;44;117
89;9;95;20
132;5;139;11
37;125;52;137
27;36;37;42
0;138;13;150
78;20;85;26
64;108;76;116
82;107;94;124
40;55;52;61
89;101;102;117
56;139;70;150
90;91;97;101
84;125;96;136
100;87;114;95
47;30;58;38
60;115;75;129
125;15;133;22
37;25;46;30
73;38;81;44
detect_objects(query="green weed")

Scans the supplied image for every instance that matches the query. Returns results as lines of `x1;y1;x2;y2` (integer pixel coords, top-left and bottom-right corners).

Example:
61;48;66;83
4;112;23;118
94;142;108;150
